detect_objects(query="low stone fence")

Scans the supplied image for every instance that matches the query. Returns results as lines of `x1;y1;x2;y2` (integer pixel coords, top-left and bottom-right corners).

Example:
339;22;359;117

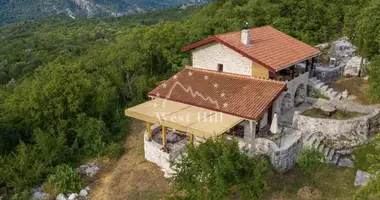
144;125;186;177
292;102;380;150
251;130;303;172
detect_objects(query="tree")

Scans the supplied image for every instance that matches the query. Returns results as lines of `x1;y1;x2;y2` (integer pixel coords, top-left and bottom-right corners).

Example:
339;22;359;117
170;137;269;200
367;56;380;103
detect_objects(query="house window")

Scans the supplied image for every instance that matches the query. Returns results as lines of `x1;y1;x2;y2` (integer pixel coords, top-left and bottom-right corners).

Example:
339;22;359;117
218;64;223;72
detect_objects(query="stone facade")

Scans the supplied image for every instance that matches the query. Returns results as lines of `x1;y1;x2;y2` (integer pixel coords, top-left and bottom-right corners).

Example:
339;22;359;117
314;65;344;83
192;42;252;76
274;72;309;115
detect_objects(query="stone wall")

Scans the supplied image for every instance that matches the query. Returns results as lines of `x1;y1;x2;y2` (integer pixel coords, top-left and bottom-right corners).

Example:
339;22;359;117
292;105;380;150
192;42;252;76
144;125;186;177
251;130;303;172
314;66;344;83
274;72;309;115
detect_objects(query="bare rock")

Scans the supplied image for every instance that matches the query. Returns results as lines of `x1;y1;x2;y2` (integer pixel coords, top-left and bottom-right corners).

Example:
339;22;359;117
354;170;376;186
68;193;78;200
84;186;90;191
344;56;362;77
79;189;88;197
342;90;349;99
76;164;100;177
56;194;67;200
32;186;50;200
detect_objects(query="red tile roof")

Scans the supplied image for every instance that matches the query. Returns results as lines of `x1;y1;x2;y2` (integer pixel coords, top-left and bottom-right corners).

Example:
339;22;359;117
182;26;321;72
148;67;286;120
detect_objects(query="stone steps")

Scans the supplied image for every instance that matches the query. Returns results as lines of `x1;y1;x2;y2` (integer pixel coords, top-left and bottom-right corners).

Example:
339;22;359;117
308;77;347;100
303;132;342;166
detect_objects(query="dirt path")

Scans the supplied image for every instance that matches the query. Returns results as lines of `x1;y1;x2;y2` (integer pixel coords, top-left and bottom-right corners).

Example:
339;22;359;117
90;120;171;200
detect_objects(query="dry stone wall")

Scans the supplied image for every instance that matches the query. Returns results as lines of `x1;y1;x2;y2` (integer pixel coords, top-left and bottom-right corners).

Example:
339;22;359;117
292;107;380;150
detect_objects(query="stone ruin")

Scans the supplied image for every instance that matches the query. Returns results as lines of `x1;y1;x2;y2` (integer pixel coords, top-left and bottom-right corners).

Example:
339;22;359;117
314;37;369;81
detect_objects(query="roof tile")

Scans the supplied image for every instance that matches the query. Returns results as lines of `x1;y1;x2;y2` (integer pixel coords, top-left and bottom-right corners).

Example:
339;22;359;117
148;67;286;120
182;26;321;71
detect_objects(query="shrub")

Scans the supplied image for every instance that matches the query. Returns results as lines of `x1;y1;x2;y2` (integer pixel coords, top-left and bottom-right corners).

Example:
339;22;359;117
355;134;380;199
170;137;269;200
103;142;123;158
42;164;83;195
298;149;325;175
9;190;32;200
354;143;377;171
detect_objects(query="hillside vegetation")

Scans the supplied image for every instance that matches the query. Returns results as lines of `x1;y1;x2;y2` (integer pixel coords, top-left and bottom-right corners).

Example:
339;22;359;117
0;0;380;198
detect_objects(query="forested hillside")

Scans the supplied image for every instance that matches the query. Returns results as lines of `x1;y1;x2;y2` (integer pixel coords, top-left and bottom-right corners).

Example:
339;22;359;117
0;0;380;198
0;0;210;26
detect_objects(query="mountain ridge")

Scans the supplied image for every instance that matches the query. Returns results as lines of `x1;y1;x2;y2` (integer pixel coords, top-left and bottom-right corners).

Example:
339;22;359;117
0;0;210;26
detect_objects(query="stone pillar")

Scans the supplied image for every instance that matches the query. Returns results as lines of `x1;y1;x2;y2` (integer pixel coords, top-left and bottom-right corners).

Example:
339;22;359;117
244;120;257;155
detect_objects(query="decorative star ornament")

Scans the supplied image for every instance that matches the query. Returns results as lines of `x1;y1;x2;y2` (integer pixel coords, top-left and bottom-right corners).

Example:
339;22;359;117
162;83;167;88
173;75;178;80
188;71;193;76
223;103;228;108
204;75;209;80
156;92;160;98
221;93;225;97
213;83;218;88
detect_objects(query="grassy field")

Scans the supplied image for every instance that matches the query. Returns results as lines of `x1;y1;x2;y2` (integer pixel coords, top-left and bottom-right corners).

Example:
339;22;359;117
330;77;370;105
265;166;358;200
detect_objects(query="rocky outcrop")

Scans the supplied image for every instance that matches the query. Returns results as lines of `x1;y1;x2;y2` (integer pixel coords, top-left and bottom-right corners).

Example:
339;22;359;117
344;56;364;77
329;37;358;68
355;170;376;186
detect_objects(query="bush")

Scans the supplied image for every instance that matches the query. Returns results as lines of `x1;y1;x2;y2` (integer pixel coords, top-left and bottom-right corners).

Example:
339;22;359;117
170;137;269;200
9;190;31;200
42;164;83;195
354;143;377;171
298;149;325;175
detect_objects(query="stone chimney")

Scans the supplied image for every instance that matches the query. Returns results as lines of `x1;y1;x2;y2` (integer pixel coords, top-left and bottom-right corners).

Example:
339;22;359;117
241;22;251;46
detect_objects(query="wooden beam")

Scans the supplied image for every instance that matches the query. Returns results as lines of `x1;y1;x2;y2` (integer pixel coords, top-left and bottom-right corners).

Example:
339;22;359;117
146;122;152;141
162;126;167;152
190;134;194;147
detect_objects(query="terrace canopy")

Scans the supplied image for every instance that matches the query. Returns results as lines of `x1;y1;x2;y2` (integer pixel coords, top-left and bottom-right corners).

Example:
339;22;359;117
125;98;244;139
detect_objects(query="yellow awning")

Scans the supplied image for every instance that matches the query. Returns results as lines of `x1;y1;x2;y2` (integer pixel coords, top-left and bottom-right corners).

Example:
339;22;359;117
125;98;244;138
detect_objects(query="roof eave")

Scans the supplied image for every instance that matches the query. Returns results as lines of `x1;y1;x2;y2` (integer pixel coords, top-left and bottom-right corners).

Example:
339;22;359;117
275;52;322;72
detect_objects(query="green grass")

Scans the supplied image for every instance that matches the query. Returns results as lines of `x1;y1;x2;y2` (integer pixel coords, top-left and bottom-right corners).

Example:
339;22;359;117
314;93;330;100
302;108;365;120
264;165;358;200
354;143;377;171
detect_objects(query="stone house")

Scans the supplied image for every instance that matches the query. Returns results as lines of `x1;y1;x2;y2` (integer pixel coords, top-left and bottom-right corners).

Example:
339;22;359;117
125;25;321;174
